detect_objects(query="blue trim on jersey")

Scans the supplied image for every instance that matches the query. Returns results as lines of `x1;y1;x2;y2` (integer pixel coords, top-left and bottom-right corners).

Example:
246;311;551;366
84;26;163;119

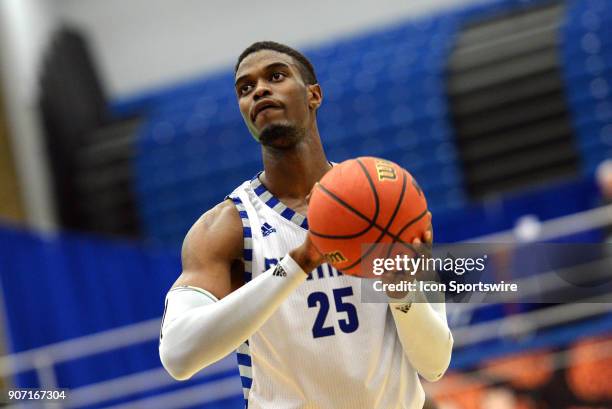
237;353;252;366
266;196;280;207
253;183;267;197
280;207;295;219
241;376;253;388
230;196;254;283
250;173;309;230
228;194;253;407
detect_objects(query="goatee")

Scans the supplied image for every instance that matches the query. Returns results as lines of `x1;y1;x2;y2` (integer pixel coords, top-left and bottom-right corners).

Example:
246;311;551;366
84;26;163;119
259;123;305;149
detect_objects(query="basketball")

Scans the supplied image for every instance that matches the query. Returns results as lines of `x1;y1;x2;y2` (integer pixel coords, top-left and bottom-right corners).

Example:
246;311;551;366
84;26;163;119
308;156;430;277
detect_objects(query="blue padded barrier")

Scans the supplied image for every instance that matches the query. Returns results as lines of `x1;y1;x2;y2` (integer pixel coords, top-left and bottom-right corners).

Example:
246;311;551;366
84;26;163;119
0;225;244;408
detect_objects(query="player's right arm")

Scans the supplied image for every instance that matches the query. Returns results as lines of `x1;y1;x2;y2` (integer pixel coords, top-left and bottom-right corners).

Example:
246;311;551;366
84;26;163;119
159;199;322;381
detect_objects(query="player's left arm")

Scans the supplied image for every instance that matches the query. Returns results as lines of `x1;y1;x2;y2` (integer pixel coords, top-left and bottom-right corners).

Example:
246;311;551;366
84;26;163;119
388;215;453;382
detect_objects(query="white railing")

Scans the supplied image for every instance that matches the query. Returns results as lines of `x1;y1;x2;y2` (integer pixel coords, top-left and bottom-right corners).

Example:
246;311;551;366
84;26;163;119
1;204;612;408
0;318;161;378
467;202;612;242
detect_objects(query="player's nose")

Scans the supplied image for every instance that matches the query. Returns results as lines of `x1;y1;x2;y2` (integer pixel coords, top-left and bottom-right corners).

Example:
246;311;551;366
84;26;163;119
253;83;272;101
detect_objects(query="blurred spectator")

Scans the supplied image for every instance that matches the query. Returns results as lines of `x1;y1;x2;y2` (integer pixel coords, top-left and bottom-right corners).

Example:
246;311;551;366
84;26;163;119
566;336;612;403
596;160;612;243
482;350;553;390
595;160;612;205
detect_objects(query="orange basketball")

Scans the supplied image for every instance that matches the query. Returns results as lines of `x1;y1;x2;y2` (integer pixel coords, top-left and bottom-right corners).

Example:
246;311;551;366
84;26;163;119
308;156;430;277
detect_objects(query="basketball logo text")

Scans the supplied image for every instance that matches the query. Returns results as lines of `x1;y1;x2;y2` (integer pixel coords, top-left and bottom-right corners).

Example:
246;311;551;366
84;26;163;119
375;160;397;182
326;251;347;264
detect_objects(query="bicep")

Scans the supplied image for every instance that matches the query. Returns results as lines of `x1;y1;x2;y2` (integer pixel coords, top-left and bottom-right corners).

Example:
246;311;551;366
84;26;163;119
171;201;244;300
173;264;233;300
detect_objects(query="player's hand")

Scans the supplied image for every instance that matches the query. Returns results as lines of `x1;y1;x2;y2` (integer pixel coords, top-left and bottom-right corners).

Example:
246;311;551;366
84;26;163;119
290;233;325;274
410;211;433;258
382;212;434;299
414;211;433;246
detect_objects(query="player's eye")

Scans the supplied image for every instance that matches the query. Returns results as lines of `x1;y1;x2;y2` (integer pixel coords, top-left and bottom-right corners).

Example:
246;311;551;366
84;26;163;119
239;84;253;96
271;72;285;81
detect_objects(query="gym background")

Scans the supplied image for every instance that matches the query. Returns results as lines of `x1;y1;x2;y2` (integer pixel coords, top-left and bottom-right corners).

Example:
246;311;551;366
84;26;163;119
0;0;611;408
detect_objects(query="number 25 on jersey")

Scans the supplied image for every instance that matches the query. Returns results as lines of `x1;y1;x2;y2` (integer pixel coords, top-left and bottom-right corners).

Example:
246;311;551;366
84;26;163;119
307;286;359;338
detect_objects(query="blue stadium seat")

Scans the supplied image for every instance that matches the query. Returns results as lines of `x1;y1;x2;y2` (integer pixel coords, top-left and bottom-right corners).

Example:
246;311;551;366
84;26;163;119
133;0;603;246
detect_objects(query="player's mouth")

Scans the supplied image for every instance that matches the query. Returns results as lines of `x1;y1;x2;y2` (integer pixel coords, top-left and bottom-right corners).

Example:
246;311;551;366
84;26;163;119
252;100;283;122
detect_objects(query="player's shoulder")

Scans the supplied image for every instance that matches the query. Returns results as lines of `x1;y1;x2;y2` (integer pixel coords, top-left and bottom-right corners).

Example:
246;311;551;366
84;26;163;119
181;176;253;261
182;199;243;261
206;198;242;225
188;199;242;242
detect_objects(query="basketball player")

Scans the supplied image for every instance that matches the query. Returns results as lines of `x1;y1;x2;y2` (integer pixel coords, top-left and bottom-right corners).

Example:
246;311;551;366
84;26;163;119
159;41;453;409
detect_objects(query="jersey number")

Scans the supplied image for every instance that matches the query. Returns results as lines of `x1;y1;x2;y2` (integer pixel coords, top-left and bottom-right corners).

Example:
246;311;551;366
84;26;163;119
307;287;359;338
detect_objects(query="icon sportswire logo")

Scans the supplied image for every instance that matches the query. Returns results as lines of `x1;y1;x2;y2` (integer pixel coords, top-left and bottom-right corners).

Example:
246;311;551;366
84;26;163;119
261;222;276;237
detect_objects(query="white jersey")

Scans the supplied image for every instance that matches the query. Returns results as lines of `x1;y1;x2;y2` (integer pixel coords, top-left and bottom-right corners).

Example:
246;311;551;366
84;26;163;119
228;174;424;409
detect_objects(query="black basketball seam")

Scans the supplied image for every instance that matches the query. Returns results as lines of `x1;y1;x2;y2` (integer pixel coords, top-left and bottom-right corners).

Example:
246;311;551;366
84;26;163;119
395;208;429;239
341;208;429;273
379;208;429;265
377;168;408;238
389;208;430;254
386;172;420;260
309;159;430;274
312;169;428;244
356;158;382;230
340;170;408;271
309;159;380;239
310;183;377;238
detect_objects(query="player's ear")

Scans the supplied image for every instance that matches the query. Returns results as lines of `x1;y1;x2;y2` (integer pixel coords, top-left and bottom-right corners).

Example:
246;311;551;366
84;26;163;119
307;84;323;110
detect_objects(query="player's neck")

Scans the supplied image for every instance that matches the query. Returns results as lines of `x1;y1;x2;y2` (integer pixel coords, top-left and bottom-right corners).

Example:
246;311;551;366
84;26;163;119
260;133;331;200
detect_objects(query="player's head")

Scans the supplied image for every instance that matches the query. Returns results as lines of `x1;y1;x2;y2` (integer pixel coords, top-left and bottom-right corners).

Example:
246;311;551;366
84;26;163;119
234;41;322;149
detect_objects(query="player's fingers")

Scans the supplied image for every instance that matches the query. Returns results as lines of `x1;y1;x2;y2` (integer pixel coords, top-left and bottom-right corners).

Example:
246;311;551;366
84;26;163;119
412;236;433;259
306;184;316;205
411;237;426;258
424;228;434;245
306;233;324;257
423;211;434;245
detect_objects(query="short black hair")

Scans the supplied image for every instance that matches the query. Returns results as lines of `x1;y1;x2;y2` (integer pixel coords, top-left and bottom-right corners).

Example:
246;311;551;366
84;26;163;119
235;41;318;85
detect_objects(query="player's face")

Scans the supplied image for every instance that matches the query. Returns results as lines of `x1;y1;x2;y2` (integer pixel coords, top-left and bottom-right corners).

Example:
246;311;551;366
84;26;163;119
235;50;316;148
